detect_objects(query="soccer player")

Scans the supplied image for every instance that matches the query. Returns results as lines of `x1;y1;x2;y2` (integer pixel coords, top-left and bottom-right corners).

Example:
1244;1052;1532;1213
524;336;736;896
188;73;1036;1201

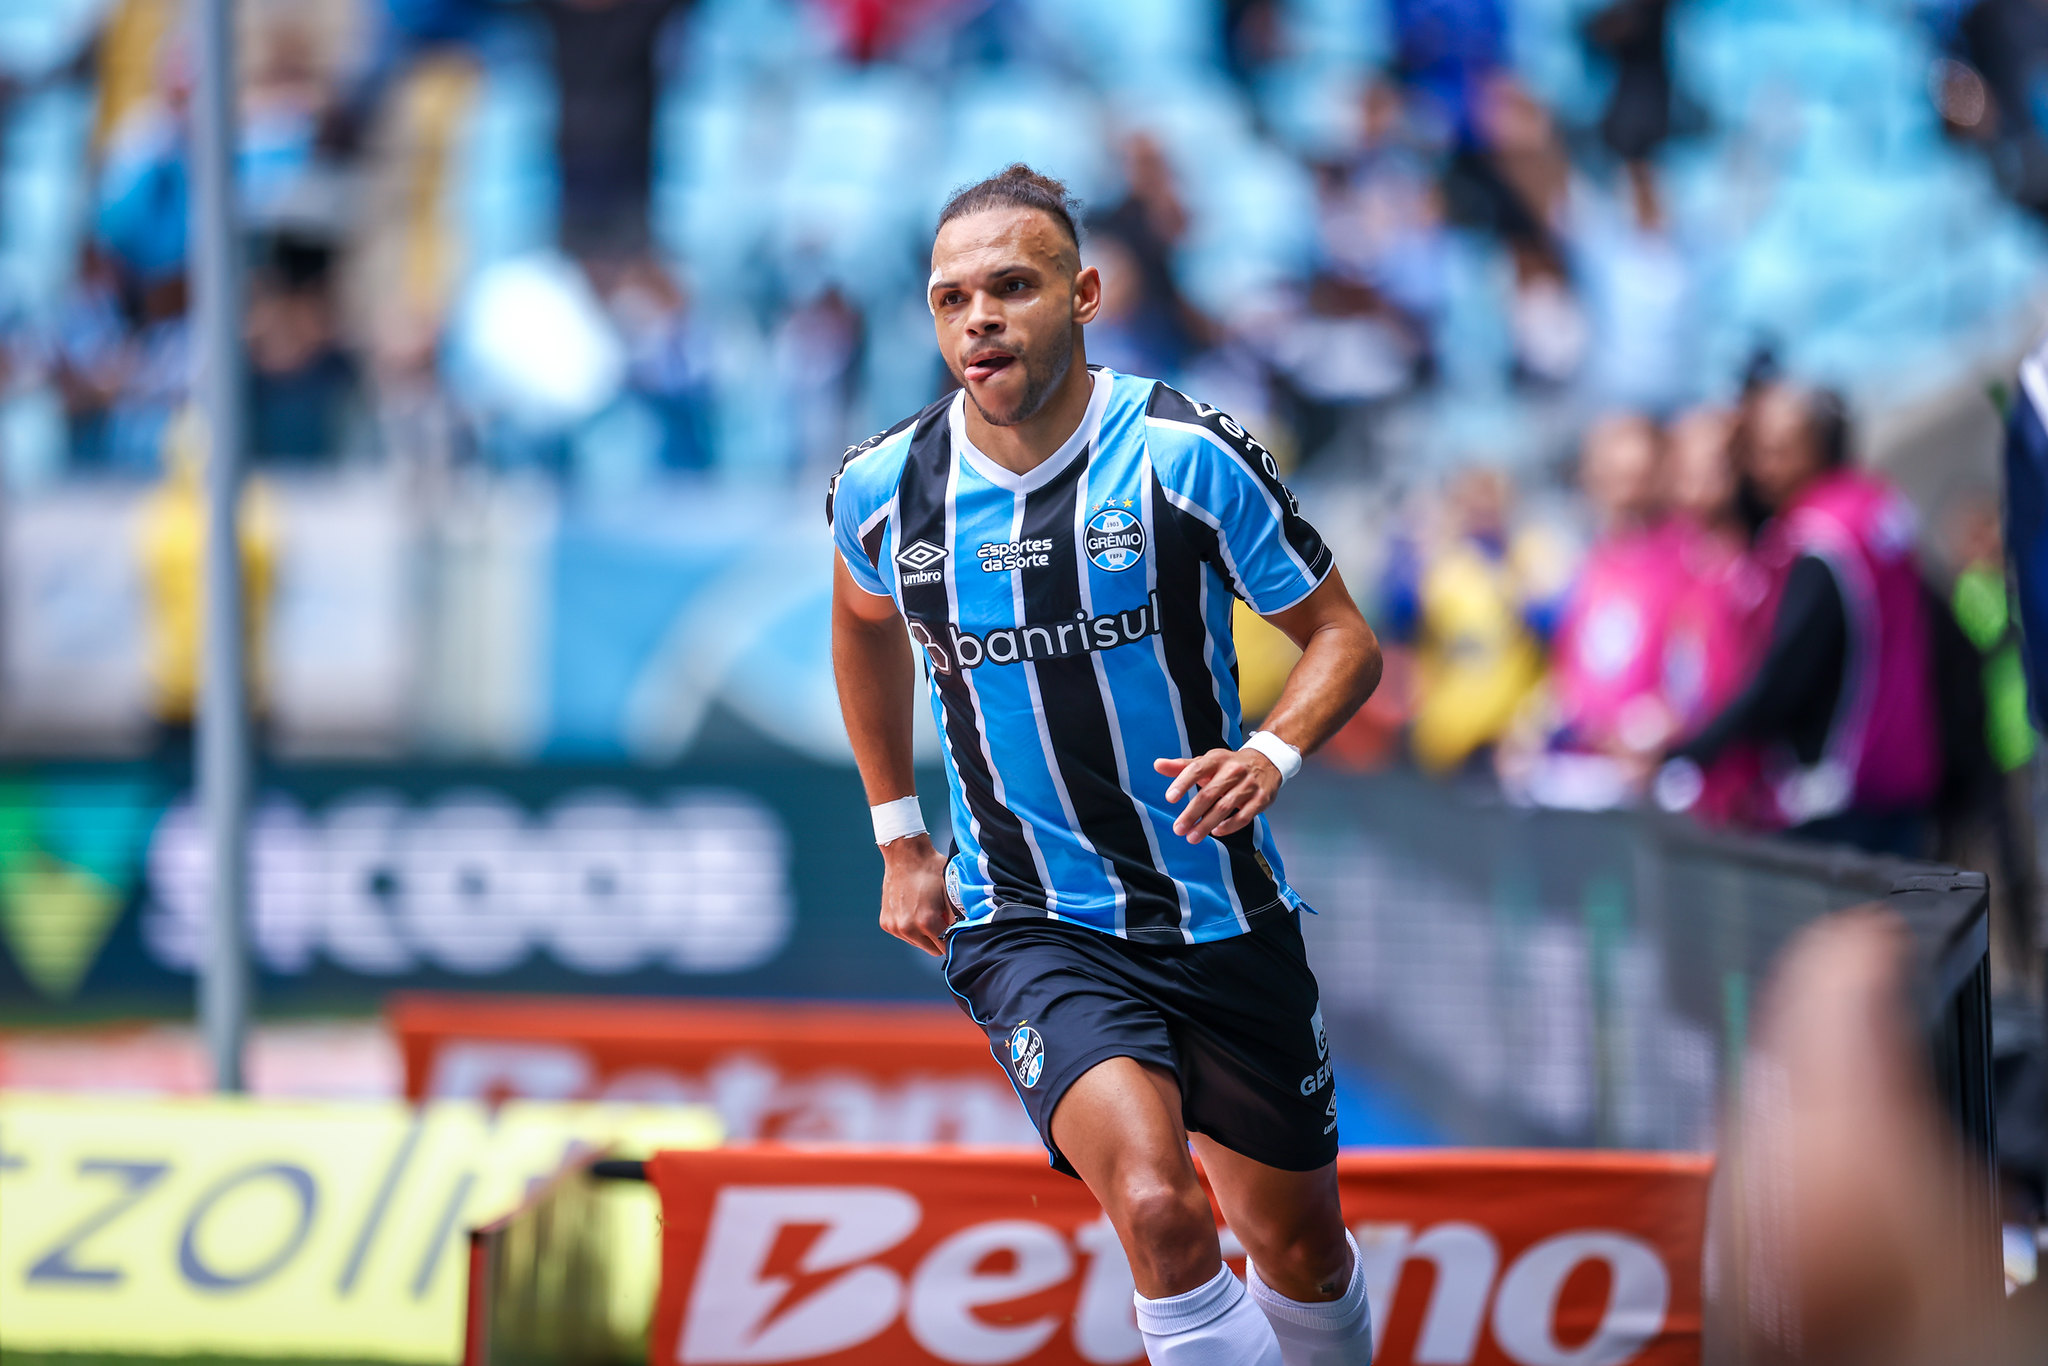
830;165;1383;1366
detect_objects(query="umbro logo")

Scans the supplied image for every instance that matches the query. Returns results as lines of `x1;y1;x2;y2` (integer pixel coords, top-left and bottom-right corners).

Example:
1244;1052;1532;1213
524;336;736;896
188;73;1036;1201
896;539;947;586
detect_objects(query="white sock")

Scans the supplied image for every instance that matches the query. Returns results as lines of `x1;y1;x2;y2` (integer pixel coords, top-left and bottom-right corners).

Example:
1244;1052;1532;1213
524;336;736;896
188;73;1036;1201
1246;1231;1374;1366
1133;1263;1285;1365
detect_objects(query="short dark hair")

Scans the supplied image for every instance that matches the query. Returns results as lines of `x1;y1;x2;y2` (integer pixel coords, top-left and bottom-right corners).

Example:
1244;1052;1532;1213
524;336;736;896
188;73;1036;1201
935;163;1082;251
1807;386;1852;469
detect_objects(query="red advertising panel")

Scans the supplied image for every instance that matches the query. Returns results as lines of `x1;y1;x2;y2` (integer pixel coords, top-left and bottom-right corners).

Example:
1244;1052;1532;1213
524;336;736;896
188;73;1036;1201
391;995;1035;1143
648;1147;1708;1366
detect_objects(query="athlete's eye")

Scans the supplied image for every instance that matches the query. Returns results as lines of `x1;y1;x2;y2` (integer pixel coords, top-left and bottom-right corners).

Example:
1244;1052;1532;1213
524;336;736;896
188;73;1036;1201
1002;279;1027;294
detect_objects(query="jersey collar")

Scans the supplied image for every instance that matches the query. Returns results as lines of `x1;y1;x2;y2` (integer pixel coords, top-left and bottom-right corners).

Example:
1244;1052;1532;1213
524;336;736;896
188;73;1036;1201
950;367;1110;494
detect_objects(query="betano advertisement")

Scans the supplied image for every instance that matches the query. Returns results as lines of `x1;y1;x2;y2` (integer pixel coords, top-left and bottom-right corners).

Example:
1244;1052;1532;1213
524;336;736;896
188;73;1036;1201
393;993;1039;1145
0;761;944;1009
0;1092;717;1360
650;1148;1710;1366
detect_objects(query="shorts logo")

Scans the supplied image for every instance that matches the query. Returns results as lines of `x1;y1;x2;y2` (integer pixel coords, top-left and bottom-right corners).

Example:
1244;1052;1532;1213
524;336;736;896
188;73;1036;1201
896;540;947;586
1085;504;1145;572
1311;1005;1328;1060
1008;1025;1045;1090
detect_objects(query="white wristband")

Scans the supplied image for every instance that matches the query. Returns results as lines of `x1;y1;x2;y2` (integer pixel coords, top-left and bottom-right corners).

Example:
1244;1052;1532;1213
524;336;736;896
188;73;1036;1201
1241;730;1303;783
871;795;927;846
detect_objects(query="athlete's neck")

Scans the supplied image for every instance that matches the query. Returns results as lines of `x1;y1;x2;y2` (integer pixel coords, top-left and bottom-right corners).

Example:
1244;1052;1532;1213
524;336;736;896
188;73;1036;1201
962;345;1095;476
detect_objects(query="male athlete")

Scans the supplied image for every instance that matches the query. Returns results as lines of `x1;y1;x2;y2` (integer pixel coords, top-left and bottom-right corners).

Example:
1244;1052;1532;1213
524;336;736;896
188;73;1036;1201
829;164;1382;1366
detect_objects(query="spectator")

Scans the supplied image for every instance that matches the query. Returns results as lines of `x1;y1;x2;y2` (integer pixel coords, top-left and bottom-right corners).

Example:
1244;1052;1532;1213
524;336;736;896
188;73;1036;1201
1574;161;1696;413
772;282;864;483
1391;0;1507;143
1546;413;1678;758
136;409;279;760
537;0;686;261
1667;384;1941;856
1582;0;1673;162
1659;405;1771;825
1086;134;1208;380
1943;496;2039;991
601;254;716;471
48;246;135;470
1381;467;1570;774
246;233;365;464
1316;81;1451;335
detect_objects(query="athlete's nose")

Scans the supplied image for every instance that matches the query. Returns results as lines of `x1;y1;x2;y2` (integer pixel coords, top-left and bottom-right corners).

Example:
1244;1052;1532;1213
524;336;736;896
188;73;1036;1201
965;289;1005;337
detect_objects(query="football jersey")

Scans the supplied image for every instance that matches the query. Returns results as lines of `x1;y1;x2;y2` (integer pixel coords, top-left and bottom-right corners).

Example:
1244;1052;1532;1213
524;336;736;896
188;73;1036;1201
828;367;1334;943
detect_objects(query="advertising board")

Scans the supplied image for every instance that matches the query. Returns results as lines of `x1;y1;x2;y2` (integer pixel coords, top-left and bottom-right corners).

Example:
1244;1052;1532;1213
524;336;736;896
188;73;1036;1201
393;993;1039;1144
0;1093;716;1360
0;761;944;1009
649;1147;1709;1366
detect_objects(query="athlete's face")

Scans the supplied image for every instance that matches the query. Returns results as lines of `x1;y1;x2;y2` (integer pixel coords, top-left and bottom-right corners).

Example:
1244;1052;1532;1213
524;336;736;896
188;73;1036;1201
930;207;1101;427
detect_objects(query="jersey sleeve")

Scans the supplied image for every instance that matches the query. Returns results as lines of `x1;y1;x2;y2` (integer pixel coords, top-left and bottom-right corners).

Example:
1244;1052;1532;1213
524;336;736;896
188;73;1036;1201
826;428;909;598
1144;384;1335;614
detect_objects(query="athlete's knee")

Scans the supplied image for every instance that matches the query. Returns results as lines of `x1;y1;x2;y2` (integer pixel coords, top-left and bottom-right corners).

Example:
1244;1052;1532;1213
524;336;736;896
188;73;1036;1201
1113;1176;1219;1292
1245;1224;1353;1302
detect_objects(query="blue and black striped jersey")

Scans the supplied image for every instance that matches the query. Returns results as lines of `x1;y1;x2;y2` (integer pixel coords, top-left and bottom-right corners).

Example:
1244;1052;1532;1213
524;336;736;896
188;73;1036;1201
828;367;1333;943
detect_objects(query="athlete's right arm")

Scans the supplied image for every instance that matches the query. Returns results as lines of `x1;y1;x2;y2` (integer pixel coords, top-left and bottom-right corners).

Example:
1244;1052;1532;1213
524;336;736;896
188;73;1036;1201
831;552;953;957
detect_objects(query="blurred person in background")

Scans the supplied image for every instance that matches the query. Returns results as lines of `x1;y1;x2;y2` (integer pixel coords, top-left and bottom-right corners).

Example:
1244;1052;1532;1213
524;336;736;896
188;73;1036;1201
1391;0;1507;144
48;245;135;470
1709;907;2041;1364
1312;81;1451;361
247;232;366;464
537;0;688;260
137;410;278;766
1573;161;1695;414
1665;383;1940;856
1953;0;2048;217
1582;0;1673;164
1086;134;1210;383
1381;466;1570;775
1267;84;1443;460
1943;495;2040;993
1659;404;1771;825
1502;412;1678;807
601;254;716;472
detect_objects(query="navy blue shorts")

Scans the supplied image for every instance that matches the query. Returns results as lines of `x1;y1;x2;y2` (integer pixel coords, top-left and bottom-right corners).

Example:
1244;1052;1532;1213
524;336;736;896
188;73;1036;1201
942;908;1339;1178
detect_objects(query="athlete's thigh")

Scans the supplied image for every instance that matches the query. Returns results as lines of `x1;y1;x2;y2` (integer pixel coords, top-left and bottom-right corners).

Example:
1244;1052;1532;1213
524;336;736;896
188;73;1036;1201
1049;1055;1197;1188
1191;1134;1350;1296
1054;1057;1224;1298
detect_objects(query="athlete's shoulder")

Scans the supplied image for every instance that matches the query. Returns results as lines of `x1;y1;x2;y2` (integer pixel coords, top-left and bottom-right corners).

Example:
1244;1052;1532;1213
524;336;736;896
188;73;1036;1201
1136;381;1292;501
824;391;953;528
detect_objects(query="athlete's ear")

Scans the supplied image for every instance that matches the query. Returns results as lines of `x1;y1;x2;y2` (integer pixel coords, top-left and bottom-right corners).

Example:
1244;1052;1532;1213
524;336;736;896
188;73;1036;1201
1071;263;1103;327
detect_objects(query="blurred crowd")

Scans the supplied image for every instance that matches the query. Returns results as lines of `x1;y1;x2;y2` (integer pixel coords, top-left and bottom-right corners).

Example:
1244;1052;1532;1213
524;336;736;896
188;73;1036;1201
0;0;2044;490
1355;375;2042;984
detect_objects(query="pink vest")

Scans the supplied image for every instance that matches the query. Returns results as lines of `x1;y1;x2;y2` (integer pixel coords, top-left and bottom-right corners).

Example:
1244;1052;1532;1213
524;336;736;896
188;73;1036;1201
1552;524;1686;751
1756;470;1939;822
1663;521;1772;826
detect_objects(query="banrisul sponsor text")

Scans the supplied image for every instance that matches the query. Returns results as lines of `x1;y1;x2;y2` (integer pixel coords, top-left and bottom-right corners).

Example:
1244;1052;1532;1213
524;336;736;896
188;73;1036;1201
909;593;1163;673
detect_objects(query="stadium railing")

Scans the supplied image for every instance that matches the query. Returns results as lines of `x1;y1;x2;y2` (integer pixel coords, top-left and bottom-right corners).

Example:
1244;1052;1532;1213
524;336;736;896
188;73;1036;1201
1276;770;1994;1184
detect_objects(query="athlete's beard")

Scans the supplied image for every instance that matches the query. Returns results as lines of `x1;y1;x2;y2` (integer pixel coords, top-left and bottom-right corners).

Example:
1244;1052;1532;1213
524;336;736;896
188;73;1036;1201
964;323;1074;428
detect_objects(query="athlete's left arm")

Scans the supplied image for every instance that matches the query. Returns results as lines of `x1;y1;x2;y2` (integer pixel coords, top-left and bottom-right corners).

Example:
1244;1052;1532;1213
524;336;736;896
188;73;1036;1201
1156;573;1382;843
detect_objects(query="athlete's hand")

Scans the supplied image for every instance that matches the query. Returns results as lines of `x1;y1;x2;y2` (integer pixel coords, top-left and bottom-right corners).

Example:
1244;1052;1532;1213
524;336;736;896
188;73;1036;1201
1155;748;1282;844
879;833;955;957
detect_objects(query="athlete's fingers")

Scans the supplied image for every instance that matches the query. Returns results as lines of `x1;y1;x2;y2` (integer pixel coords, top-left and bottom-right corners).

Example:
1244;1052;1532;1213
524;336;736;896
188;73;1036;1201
1174;762;1252;840
1163;749;1228;804
1187;774;1258;842
1153;756;1192;782
1210;786;1273;838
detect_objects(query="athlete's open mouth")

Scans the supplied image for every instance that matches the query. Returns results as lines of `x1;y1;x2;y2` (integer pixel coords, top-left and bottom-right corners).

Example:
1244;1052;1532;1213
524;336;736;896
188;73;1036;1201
963;352;1016;383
